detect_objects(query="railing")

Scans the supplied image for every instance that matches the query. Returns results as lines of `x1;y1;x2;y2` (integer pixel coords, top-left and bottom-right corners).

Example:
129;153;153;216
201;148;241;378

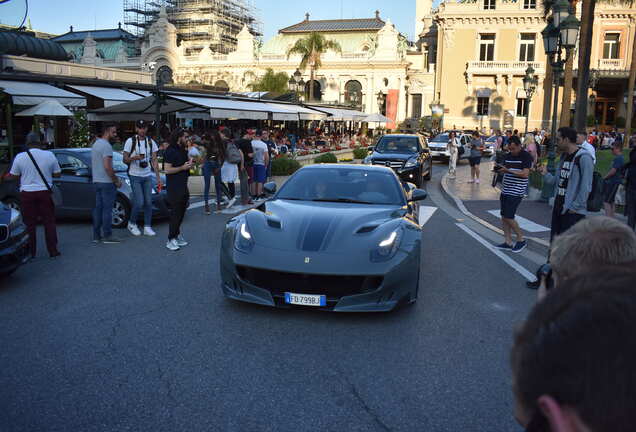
598;58;625;70
466;60;544;73
261;54;286;60
340;53;369;59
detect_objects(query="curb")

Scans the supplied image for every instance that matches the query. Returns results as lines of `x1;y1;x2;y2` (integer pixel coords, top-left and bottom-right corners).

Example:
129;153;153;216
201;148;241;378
439;172;550;251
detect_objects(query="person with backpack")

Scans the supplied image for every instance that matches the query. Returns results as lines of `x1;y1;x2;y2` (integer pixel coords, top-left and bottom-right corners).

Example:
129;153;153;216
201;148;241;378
5;132;62;258
123;120;161;237
221;130;240;209
602;141;624;218
527;127;595;289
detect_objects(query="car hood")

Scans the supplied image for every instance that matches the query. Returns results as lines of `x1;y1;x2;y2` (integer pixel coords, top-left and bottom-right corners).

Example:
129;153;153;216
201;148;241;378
370;152;414;161
243;199;408;254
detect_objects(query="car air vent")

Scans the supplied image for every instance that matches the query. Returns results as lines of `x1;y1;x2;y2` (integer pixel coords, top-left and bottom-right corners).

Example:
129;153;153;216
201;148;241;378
267;218;282;229
356;224;379;234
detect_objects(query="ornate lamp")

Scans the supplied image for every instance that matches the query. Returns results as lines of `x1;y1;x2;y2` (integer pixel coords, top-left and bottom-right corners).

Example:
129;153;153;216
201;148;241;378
559;14;581;50
541;21;559;56
551;0;570;28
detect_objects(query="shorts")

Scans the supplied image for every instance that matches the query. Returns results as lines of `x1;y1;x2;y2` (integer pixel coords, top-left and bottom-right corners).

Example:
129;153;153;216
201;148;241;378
469;157;482;166
246;166;254;183
500;194;523;219
253;164;267;183
603;182;620;204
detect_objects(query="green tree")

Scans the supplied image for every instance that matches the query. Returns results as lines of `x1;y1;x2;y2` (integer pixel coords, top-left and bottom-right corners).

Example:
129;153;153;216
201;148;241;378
286;32;342;102
70;110;90;148
248;68;289;93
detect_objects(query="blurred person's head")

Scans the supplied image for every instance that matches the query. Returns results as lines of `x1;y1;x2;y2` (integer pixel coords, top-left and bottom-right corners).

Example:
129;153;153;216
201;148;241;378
556;127;577;152
98;122;118;142
170;128;188;148
511;268;636;432
261;130;269;140
612;141;623;155
25;131;42;148
549;216;636;289
135;120;148;137
576;132;586;145
508;136;523;156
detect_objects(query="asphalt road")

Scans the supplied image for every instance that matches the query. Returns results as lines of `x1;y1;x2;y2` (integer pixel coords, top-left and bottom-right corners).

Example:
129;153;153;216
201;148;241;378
0;162;535;432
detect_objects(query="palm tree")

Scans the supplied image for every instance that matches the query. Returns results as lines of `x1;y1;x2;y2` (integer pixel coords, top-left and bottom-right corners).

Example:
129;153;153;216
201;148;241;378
286;32;342;102
248;68;289;93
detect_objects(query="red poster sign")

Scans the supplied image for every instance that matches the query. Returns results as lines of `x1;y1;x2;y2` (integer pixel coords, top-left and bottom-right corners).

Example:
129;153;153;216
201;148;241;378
385;89;399;129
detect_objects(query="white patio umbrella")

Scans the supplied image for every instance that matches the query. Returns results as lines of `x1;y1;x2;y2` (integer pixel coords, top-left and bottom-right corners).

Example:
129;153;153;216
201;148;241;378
16;100;73;117
364;113;391;127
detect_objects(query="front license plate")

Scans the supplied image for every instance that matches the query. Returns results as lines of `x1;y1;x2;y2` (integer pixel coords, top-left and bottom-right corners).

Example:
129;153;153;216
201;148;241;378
284;292;326;306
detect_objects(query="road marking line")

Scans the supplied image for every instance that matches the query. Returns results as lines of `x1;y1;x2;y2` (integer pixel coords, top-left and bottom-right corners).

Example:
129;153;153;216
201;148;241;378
486;210;550;232
455;223;537;282
419;206;438;226
188;201;206;210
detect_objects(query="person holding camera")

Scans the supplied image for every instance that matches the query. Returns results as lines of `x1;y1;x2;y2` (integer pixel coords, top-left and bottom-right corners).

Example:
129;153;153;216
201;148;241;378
163;128;193;251
123;120;161;237
467;131;483;184
494;136;533;253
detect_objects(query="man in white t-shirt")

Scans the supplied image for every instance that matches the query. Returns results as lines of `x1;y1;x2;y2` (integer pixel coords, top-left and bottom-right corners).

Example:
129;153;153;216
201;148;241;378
251;130;270;199
123;120;161;237
4;132;61;258
577;132;596;165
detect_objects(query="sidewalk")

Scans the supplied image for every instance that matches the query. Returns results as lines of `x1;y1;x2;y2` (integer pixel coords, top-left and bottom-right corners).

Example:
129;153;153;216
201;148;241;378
441;160;630;248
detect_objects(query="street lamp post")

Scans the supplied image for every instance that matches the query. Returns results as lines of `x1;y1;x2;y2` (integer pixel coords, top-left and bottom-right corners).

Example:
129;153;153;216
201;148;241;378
288;69;305;103
540;2;580;200
522;65;538;136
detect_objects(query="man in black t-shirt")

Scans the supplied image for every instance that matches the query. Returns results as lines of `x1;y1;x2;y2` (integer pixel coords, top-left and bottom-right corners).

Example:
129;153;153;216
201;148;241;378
495;136;533;253
163;128;192;251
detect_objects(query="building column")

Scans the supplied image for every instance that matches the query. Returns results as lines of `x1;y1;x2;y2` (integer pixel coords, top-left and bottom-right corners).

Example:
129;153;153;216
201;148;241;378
397;77;406;123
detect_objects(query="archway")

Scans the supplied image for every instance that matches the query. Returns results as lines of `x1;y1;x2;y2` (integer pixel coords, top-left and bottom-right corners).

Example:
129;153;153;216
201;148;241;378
344;80;362;107
214;80;230;91
304;80;322;102
156;65;173;85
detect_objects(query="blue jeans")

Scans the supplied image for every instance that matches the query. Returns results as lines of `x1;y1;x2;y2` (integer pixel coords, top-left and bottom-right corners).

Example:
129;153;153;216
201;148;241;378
203;160;223;206
93;183;117;239
130;175;153;226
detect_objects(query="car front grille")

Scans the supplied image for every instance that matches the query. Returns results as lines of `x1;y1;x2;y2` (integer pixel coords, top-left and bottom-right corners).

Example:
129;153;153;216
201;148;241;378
372;160;404;169
0;225;8;243
237;266;383;300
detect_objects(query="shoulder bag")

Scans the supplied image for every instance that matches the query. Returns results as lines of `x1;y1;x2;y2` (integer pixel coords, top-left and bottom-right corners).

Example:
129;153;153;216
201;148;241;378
26;149;63;207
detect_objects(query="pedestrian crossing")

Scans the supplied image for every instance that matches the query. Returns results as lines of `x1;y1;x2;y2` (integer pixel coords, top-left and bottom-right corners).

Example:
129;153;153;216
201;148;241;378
486;210;550;232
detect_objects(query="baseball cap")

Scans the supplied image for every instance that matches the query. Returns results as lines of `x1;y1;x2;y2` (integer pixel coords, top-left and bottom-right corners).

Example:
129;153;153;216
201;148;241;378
255;129;263;136
136;120;149;129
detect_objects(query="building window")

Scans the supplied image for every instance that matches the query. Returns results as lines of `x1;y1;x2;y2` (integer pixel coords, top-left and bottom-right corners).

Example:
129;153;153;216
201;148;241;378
603;33;620;59
477;97;489;116
483;0;496;9
479;34;496;61
411;94;423;119
516;98;528;116
519;34;536;62
523;0;536;9
344;80;363;107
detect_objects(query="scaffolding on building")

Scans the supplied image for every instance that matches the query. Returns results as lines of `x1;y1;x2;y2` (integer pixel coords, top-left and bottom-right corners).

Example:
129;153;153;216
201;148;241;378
123;0;262;55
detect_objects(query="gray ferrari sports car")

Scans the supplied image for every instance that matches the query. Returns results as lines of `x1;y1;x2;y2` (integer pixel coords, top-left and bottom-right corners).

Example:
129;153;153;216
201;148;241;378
220;164;426;312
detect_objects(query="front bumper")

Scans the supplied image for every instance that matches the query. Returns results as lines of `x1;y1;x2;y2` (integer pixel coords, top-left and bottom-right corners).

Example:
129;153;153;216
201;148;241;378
430;149;450;159
0;226;30;275
220;248;419;312
395;165;421;183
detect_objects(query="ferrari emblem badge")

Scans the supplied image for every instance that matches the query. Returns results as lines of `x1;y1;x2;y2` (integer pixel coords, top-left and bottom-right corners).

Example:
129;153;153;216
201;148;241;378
304;257;311;264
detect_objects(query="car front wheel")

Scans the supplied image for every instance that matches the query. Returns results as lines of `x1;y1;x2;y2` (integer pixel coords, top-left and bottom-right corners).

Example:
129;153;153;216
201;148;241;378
112;196;130;228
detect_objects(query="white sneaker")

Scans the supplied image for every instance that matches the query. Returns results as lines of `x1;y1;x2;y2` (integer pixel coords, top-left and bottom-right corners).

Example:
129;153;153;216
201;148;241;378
144;226;156;236
176;235;188;247
476;179;481;184
166;239;180;251
226;197;237;209
128;223;141;236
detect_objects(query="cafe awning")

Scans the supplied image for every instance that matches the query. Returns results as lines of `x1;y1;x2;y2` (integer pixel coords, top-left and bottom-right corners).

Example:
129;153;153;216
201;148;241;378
66;85;145;107
309;106;366;121
0;80;86;107
265;103;328;121
87;95;193;121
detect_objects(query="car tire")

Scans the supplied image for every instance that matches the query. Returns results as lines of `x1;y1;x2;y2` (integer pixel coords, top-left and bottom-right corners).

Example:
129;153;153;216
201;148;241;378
112;195;130;229
3;197;20;212
423;163;432;181
415;170;423;188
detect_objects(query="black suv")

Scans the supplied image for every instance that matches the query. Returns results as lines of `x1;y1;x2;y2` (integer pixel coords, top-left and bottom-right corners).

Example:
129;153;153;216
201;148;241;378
363;134;433;187
0;202;29;276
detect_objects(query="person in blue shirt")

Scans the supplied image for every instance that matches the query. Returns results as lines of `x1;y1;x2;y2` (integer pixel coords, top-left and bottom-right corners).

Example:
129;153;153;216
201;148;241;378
603;141;625;218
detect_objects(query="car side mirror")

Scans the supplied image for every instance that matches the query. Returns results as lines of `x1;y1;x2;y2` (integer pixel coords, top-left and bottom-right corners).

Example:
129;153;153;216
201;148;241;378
75;168;90;177
367;146;374;152
263;182;277;195
408;189;428;202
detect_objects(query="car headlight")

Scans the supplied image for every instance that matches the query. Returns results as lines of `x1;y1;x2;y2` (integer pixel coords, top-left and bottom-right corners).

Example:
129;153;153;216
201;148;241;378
9;209;22;231
234;221;254;253
404;157;418;168
370;228;402;262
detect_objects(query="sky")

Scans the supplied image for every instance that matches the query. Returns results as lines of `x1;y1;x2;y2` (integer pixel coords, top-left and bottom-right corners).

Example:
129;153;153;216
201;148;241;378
1;0;420;41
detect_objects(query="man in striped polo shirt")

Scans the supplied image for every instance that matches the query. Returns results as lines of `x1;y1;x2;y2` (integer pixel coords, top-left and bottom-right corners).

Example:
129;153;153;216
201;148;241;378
495;136;533;253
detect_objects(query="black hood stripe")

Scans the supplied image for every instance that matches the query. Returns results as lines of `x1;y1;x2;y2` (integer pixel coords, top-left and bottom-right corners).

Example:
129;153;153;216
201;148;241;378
300;214;334;252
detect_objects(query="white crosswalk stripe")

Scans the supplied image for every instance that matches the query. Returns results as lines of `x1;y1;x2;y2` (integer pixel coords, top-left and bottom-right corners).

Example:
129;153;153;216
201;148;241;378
419;206;438;227
486;210;550;232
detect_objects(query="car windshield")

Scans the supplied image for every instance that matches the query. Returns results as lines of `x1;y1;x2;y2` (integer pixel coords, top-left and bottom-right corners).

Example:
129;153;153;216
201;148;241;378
486;136;497;142
374;137;419;153
112;152;129;172
431;134;449;143
276;168;405;206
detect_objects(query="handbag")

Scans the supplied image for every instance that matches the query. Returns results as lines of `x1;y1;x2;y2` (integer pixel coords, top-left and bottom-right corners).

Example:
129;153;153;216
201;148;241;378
226;142;242;164
26;149;63;207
